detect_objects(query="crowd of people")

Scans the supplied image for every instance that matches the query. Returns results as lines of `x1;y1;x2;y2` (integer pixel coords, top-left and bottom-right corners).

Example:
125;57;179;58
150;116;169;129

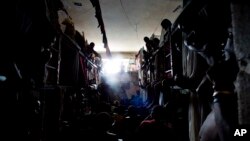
59;101;177;141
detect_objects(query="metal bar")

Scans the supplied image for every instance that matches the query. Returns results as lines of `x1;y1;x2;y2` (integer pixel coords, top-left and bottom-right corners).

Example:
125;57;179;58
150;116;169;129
62;33;98;69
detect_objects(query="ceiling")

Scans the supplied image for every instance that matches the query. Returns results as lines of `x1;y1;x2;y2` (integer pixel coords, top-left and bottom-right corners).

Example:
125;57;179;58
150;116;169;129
59;0;183;55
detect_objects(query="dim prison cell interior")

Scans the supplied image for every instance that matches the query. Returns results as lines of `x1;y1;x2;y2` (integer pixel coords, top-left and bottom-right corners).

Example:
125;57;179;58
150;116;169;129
1;0;250;141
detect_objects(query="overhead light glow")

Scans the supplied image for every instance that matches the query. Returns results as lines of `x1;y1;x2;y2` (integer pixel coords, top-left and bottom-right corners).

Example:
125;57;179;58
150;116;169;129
102;58;129;74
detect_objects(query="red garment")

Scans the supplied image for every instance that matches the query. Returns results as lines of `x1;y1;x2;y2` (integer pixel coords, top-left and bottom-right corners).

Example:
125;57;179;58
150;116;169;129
138;119;174;141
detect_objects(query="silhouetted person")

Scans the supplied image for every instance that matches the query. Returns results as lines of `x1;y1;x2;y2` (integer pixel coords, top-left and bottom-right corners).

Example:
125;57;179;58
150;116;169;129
121;105;142;141
144;36;153;53
87;42;101;59
137;105;174;141
152;38;160;51
161;19;172;31
86;42;102;84
130;91;143;107
161;19;172;41
91;112;119;141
